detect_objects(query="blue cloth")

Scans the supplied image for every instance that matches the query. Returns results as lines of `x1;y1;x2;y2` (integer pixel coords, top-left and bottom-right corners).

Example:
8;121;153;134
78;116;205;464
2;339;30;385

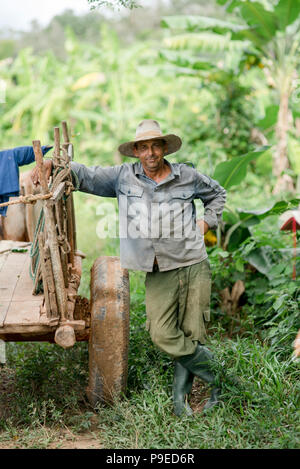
0;145;52;216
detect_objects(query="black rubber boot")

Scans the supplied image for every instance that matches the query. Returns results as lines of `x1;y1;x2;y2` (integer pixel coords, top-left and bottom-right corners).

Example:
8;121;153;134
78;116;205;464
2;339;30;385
202;386;221;411
172;361;194;417
178;344;220;410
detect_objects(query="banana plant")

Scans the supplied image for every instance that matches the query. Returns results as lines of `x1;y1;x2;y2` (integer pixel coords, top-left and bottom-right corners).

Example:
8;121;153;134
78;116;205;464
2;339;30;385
87;0;139;9
212;146;300;250
161;0;300;193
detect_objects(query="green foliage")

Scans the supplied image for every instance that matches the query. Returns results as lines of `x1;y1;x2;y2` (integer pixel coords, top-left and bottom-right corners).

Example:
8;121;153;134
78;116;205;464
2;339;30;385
161;15;245;34
0;342;89;429
257;104;279;131
160;19;263;161
0;3;299;449
213;146;270;189
218;0;300;39
222;196;300;251
161;0;300;187
209;224;300;354
1;326;299;448
87;0;140;10
0;40;16;60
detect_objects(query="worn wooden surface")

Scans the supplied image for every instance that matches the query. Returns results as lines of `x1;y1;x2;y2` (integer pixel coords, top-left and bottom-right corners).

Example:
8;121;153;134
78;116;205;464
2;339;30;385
0;243;44;333
0;124;88;347
0;242;86;337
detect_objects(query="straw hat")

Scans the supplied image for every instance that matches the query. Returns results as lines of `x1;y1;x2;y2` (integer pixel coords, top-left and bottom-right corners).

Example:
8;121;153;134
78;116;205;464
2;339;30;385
118;120;182;157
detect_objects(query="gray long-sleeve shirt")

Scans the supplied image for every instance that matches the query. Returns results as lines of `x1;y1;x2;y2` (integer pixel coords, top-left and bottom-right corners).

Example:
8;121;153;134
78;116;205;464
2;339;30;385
71;159;226;272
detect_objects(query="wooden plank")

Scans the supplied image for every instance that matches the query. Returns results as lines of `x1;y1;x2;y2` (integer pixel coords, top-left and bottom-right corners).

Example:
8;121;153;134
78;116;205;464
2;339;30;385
0;241;31;256
38;233;51;318
0;324;58;336
4;300;42;326
0;248;44;330
0;282;15;302
0;253;7;272
48;182;66;205
0;252;28;301
0;302;9;327
13;255;41;301
44;245;58;317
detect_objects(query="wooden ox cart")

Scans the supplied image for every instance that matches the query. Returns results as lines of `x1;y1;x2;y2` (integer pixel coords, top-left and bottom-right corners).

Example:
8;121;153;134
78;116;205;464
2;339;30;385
0;123;130;407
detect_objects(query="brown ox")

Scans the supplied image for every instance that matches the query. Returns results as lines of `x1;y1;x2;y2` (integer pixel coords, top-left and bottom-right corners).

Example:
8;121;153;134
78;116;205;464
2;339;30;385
0;169;42;242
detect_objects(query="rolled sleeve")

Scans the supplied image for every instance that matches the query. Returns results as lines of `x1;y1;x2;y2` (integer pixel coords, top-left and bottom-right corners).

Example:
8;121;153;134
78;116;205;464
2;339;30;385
14;145;52;166
195;173;226;230
70;161;122;198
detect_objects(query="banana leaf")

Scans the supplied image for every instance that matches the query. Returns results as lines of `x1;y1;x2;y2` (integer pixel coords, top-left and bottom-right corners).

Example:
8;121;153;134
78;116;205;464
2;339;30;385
159;50;213;71
238;2;278;41
223;198;300;250
244;246;274;278
161;15;246;34
213;146;270;190
237;199;300;226
274;0;300;31
257;105;279;130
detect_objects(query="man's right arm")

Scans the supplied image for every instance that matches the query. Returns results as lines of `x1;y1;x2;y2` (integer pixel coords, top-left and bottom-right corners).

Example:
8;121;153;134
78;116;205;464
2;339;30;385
70;162;121;198
32;160;122;198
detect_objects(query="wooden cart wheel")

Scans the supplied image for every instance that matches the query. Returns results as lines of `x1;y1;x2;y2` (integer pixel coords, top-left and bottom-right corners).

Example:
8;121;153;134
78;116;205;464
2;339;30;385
86;256;130;407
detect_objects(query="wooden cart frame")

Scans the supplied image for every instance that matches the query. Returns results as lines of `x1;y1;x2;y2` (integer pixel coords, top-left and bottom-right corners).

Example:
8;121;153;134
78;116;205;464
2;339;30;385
0;123;130;407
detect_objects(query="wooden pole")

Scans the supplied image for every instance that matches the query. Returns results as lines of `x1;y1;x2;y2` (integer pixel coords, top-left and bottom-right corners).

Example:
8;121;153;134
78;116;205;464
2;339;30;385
61;123;76;264
32;140;68;322
62;121;70;144
44;245;59;317
54;127;60;166
67;143;77;251
33;141;49;193
38;233;51;317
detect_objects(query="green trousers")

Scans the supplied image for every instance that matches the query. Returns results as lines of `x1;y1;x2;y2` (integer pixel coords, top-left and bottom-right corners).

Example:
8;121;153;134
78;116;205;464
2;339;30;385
145;259;212;359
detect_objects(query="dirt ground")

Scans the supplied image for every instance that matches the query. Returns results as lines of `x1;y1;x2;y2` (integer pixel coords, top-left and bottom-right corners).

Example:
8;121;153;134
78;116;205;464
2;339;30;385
0;365;101;449
0;431;102;449
0;366;208;449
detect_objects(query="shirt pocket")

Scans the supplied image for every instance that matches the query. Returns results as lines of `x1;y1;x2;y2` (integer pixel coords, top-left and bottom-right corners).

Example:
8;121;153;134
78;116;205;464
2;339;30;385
165;190;194;237
119;182;144;198
170;190;194;201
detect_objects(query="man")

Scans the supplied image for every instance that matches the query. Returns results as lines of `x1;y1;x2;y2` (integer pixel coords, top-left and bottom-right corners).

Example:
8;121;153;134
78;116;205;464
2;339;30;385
34;120;226;416
0;145;52;217
0;145;52;240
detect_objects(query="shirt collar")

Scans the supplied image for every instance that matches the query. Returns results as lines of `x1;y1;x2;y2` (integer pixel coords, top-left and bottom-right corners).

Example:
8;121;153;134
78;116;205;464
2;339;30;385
133;159;180;177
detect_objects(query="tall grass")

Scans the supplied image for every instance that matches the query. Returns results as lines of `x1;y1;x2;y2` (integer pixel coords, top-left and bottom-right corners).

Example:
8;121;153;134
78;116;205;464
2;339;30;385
1;326;298;448
96;333;299;449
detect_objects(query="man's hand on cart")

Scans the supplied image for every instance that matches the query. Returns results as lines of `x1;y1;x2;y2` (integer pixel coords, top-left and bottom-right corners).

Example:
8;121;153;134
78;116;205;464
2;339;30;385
31;159;53;186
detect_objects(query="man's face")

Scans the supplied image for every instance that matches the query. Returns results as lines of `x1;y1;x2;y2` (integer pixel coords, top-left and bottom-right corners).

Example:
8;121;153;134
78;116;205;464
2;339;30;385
133;139;167;172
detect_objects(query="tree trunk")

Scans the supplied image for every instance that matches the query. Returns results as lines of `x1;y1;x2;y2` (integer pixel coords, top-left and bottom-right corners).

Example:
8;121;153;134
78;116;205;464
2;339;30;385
273;90;294;194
